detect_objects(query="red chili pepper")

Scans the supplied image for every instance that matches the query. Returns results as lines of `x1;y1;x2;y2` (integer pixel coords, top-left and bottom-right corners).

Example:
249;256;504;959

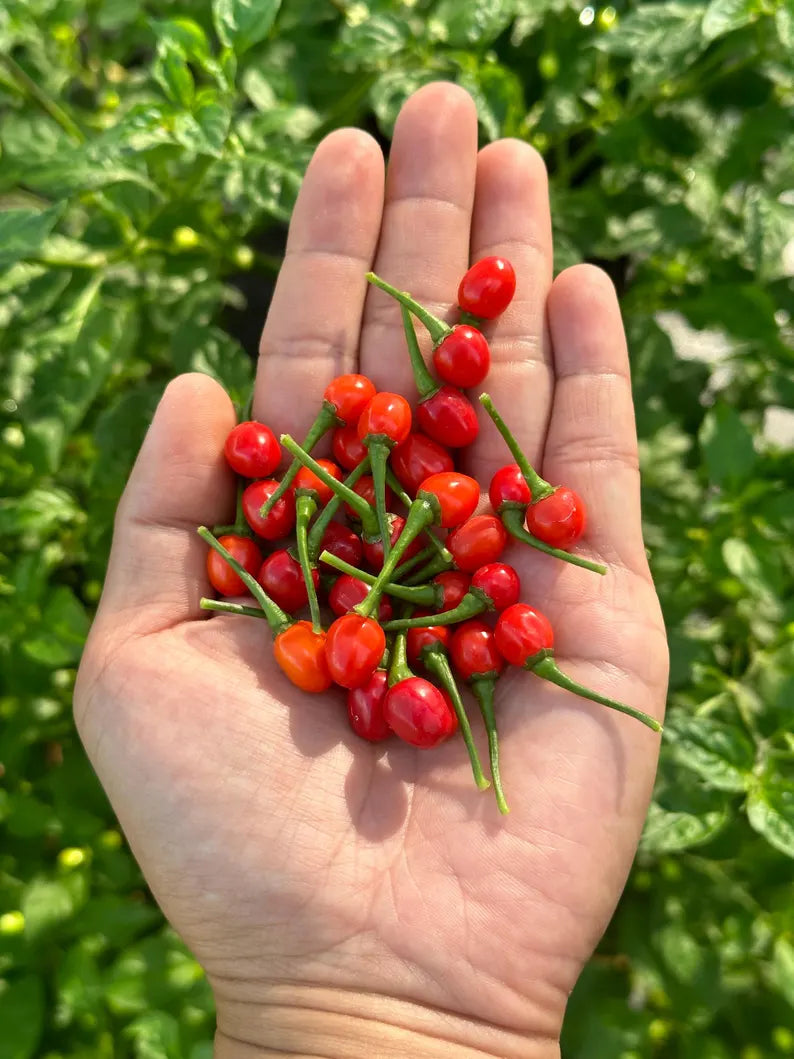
325;613;387;690
331;423;369;470
329;574;393;622
361;513;423;572
242;479;296;541
294;459;342;508
224;421;282;479
417;385;480;449
316;521;363;573
206;534;261;596
260;373;376;519
488;464;531;512
449;620;509;814
390;432;454;496
347;669;392;742
383;676;458;748
345;475;395;523
433;570;471;612
406;621;450;668
432;325;490;389
480;394;606;575
447;514;508;572
257;548;318;614
457;257;516;320
385;562;520;631
494;604;662;731
357;391;412;562
273;621;333;694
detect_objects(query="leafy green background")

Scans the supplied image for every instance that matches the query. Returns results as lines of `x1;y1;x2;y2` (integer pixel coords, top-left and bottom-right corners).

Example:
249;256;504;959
1;0;793;1055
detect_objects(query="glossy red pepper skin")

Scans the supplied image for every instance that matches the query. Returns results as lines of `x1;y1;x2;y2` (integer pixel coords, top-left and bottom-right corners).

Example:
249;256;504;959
357;392;412;446
331;423;369;470
242;479;296;541
418;472;480;529
417;386;479;449
457;257;516;320
206;535;261;596
494;604;555;667
447;515;508;572
390;433;454;496
432;326;490;389
345;475;395;522
273;622;332;693
325;613;386;689
489;464;532;512
433;570;471;612
329;574;393;622
257;549;318;613
382;677;458;748
406;621;450;668
525;487;587;550
224;421;282;479
317;522;363;573
347;670;392;742
324;374;377;424
294;459;342;507
362;514;423;571
470;563;520;612
449;620;505;681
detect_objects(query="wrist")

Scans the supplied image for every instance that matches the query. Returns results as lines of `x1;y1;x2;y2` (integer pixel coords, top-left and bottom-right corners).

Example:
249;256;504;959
212;982;561;1059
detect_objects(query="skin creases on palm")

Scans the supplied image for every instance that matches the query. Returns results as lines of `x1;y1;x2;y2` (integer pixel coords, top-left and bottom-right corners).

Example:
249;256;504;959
73;81;668;1048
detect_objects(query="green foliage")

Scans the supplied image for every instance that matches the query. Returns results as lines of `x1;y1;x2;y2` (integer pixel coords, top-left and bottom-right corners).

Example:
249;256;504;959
0;0;792;1055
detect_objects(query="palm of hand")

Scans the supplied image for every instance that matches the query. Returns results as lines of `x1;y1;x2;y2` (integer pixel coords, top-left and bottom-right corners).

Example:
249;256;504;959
75;84;668;1045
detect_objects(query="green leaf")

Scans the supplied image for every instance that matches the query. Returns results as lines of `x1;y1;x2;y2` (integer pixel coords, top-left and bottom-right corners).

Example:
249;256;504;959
21;877;76;940
123;1012;181;1059
742;187;794;281
23;586;90;667
434;0;517;47
213;0;282;54
770;937;794;1008
641;795;729;853
56;942;103;1026
747;775;794;857
721;537;768;596
0;976;44;1059
701;0;758;41
699;402;757;488
596;2;706;59
665;714;756;791
0;487;80;540
0;205;64;268
153;38;195;108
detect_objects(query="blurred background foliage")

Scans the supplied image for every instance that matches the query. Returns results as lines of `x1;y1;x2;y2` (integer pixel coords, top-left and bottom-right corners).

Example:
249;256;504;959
1;0;793;1055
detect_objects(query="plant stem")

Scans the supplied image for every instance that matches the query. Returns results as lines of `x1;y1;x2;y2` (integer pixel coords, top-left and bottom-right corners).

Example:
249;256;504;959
0;54;84;143
422;647;490;791
501;508;607;575
383;588;490;630
479;393;554;501
354;499;436;619
367;272;449;346
280;434;379;537
200;599;268;620
198;527;291;635
400;304;438;398
294;494;322;633
385;466;452;566
318;551;436;606
261;403;340;518
531;656;662;732
306;455;371;562
471;677;509;814
366;436;393;563
387;632;414;686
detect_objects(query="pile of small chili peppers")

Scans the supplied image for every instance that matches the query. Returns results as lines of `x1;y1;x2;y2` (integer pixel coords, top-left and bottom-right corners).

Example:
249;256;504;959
199;258;662;814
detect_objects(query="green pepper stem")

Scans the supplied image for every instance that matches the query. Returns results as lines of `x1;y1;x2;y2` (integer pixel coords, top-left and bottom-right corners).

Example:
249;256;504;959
501;508;607;575
402;552;456;586
421;647;490;791
366;436;393;563
387;632;414;686
479;393;554;501
470;677;509;814
318;551;437;606
388;544;438;582
530;656;663;732
399;303;439;398
280;434;379;538
232;478;249;536
198;527;291;636
458;309;483;328
383;588;490;631
354;498;436;619
367;272;451;347
200;598;268;620
307;455;371;562
294;494;322;633
260;403;340;518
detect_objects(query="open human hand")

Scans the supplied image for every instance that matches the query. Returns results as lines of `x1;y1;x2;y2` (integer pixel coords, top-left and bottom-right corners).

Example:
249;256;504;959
74;82;669;1058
